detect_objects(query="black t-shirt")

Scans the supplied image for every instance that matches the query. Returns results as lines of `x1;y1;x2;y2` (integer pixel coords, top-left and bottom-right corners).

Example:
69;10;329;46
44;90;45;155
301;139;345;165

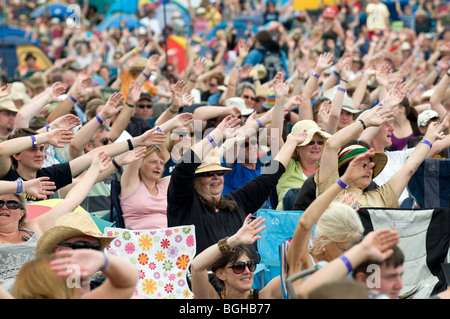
167;149;286;256
2;162;73;202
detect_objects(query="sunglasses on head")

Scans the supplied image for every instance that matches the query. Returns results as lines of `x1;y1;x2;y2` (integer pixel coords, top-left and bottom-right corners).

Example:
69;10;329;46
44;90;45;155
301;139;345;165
306;140;325;146
197;170;225;177
228;259;257;274
137;104;153;109
59;241;102;251
0;200;21;210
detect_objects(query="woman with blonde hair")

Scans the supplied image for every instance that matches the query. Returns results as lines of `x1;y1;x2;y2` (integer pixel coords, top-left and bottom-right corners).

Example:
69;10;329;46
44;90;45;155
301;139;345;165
119;145;171;230
285;149;376;297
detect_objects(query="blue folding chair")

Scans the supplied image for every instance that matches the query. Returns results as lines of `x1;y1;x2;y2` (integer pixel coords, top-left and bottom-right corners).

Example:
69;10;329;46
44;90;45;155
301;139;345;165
255;209;315;289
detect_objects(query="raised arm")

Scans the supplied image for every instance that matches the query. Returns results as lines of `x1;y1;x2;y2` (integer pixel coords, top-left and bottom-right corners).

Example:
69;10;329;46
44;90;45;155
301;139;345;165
318;105;394;184
14;82;67;130
0;128;73;179
190;214;266;299
27;151;111;236
297;228;400;299
388;121;445;198
69;92;124;160
50;249;138;299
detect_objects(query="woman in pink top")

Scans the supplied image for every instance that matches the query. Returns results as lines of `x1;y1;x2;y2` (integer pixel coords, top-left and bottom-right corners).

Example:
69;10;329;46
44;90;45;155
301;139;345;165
119;145;171;229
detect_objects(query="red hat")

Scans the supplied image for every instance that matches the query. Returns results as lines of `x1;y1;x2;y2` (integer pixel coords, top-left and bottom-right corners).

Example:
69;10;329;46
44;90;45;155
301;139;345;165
323;7;336;19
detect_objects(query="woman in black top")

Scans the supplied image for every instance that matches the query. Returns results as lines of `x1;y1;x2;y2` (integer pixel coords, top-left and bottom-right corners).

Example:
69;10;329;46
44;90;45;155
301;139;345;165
167;115;307;256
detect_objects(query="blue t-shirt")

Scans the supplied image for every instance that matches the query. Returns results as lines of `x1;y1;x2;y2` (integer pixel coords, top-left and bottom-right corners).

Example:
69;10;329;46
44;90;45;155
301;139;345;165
221;159;262;195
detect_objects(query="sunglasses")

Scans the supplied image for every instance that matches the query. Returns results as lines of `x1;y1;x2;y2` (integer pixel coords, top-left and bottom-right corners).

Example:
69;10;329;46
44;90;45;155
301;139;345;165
137;104;153;109
0;200;21;210
242;95;256;101
197;170;225;177
228;259;257;274
59;241;102;251
101;137;113;145
306;140;325;146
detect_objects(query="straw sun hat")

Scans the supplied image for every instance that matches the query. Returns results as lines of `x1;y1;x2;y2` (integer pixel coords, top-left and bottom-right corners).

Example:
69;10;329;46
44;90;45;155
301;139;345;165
35;211;117;257
195;149;232;175
291;120;331;146
337;144;387;178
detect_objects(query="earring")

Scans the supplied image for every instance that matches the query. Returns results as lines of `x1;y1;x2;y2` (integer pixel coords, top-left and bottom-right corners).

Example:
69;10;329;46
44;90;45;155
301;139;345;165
322;247;326;256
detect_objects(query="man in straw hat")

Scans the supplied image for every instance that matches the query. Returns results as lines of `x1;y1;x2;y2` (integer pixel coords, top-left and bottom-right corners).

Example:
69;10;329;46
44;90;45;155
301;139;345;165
0;96;19;142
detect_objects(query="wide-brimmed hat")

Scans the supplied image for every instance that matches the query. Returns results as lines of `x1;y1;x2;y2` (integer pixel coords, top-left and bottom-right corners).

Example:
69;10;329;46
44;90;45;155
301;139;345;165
130;57;148;70
36;211;117;257
10;82;31;103
417;109;439;127
338;144;387;178
226;97;254;116
0;96;19;113
195;149;232;175
291;120;332;146
322;86;362;114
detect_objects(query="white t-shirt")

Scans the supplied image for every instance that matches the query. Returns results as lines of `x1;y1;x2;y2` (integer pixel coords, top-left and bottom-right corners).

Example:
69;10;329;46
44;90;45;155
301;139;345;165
373;148;415;204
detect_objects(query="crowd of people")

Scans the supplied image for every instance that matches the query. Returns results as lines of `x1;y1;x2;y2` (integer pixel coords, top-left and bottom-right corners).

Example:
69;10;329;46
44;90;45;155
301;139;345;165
0;0;449;300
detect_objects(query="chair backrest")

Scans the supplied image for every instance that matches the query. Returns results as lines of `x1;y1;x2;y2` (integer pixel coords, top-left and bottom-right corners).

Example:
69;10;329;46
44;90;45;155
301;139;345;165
109;180;125;228
358;207;450;299
104;225;196;299
407;158;450;209
256;209;314;286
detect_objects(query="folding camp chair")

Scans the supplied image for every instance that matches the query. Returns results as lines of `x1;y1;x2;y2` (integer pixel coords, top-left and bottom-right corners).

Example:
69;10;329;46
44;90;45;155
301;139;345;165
255;209;315;288
104;225;196;299
407;158;450;209
358;207;450;298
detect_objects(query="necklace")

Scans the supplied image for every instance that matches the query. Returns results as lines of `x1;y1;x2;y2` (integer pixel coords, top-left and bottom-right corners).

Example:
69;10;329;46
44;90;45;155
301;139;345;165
221;289;253;299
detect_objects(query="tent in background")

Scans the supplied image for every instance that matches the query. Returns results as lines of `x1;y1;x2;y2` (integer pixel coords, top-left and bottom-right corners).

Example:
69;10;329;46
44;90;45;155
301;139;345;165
0;26;51;81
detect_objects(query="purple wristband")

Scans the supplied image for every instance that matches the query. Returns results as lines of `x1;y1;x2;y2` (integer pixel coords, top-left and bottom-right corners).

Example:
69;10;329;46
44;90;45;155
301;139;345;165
255;118;263;129
336;178;348;189
95;114;104;125
30;135;37;148
206;135;216;147
339;254;353;273
337;87;346;93
311;72;320;79
420;139;432;148
69;95;77;103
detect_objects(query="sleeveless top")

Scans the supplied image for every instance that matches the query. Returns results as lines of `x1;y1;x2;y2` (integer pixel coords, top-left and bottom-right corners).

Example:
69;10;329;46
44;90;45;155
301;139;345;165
119;181;168;229
0;227;38;292
390;133;414;151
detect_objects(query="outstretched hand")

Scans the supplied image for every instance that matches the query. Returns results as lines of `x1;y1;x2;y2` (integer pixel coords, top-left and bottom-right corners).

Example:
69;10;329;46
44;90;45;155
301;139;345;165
360;229;400;262
23;177;56;199
231;214;266;247
341;149;376;185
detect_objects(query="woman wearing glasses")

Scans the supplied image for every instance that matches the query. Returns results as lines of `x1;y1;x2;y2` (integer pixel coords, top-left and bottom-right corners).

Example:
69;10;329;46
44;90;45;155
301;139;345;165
0;151;111;293
190;214;282;299
167;115;308;257
270;72;332;210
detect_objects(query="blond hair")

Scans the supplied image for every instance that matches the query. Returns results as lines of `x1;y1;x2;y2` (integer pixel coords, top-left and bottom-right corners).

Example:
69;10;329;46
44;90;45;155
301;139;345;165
310;202;363;255
12;254;77;299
